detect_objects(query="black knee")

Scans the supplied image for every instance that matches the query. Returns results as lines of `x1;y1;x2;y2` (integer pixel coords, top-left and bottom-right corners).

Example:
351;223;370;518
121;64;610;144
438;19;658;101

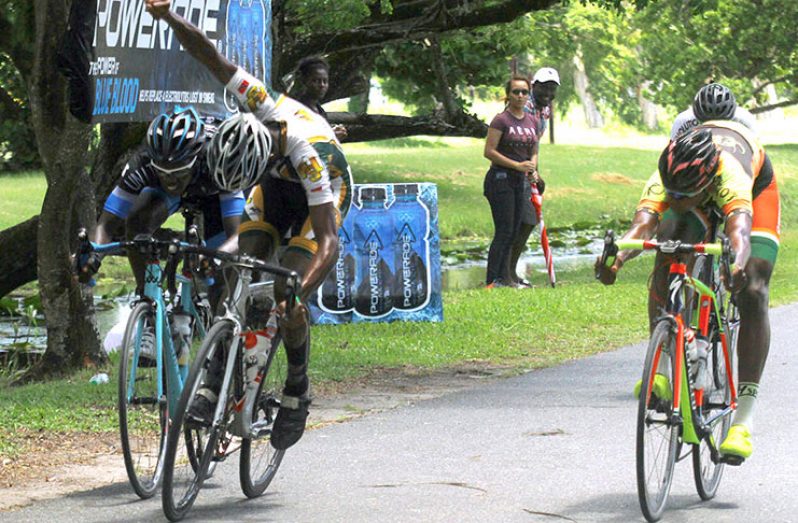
737;276;769;316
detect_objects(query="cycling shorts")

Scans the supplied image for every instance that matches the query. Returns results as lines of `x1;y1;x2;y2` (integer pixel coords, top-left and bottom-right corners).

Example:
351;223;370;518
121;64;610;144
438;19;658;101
239;176;350;258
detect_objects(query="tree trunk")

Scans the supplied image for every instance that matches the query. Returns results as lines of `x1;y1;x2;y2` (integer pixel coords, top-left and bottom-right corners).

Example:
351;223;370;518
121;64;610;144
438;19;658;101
753;83;784;120
572;50;603;129
429;37;459;121
26;0;102;377
637;81;659;130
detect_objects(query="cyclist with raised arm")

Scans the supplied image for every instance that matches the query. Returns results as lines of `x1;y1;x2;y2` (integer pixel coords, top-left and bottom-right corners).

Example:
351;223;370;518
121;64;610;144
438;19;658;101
146;0;353;450
80;106;246;293
670;83;757;140
595;123;780;463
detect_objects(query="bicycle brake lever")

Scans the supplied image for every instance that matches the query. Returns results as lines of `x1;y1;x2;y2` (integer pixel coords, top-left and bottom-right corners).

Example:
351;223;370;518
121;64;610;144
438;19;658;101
596;230;617;279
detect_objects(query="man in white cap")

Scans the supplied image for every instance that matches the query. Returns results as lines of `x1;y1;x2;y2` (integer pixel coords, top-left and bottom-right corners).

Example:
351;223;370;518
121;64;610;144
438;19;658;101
507;67;560;287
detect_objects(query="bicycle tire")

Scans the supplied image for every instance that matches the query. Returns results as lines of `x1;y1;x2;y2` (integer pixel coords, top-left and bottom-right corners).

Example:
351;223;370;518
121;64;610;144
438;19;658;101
692;293;738;499
119;301;165;499
162;320;234;522
239;332;287;498
637;320;679;522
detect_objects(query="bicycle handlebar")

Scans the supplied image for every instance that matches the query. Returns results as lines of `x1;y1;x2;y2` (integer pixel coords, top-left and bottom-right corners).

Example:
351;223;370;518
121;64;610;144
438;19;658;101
595;228;734;280
76;229;302;299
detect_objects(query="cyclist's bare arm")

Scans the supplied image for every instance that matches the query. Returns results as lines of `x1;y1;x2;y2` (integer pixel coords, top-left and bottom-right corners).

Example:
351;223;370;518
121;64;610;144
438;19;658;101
724;211;753;288
145;0;236;84
215;215;241;254
300;203;338;303
595;209;658;285
91;210;125;245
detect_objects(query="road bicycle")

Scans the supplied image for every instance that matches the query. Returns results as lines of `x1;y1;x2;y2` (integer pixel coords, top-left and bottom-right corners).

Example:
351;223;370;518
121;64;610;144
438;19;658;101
598;227;740;522
76;228;211;499
161;250;301;522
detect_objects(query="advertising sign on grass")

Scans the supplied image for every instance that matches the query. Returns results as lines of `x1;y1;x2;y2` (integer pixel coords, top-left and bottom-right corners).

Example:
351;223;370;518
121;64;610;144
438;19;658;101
310;183;443;324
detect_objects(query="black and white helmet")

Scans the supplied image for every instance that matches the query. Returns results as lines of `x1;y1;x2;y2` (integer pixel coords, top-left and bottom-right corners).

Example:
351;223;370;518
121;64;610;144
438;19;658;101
693;83;736;121
206;113;271;191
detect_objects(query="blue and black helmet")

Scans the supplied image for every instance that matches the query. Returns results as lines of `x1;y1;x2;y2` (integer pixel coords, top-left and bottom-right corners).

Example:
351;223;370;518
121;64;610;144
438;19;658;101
146;106;207;165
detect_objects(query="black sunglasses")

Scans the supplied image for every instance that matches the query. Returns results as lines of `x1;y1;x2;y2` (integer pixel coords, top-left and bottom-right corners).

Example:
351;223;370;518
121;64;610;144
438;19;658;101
511;89;529;96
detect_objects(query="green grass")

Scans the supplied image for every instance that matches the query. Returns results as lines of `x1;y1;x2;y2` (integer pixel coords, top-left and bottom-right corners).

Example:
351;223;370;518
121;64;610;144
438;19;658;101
1;139;797;458
345;139;659;238
0;172;47;230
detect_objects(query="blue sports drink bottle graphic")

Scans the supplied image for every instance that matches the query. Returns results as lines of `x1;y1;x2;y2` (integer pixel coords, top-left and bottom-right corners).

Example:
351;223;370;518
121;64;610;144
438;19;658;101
391;184;430;311
318;223;356;313
223;0;271;113
354;187;394;318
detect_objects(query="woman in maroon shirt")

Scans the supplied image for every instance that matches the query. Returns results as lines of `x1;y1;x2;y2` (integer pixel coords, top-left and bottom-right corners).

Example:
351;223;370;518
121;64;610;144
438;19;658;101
483;76;542;287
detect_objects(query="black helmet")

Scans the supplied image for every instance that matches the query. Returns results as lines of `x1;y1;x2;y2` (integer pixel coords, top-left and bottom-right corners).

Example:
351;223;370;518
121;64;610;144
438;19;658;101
693;83;736;121
146;106;207;165
660;128;720;196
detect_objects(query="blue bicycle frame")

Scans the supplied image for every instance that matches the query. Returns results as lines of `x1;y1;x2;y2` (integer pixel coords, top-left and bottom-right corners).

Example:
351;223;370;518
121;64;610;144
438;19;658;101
93;241;204;414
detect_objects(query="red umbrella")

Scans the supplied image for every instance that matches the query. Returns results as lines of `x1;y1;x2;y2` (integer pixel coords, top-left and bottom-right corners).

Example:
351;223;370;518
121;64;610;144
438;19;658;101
530;183;556;287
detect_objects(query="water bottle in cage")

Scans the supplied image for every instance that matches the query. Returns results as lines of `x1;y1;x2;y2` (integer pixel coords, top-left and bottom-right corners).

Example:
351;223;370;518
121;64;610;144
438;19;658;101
171;312;193;367
691;336;710;390
241;310;279;390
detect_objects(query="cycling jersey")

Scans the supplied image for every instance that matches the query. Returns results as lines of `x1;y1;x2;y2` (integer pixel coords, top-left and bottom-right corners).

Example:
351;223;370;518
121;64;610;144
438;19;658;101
639;121;779;262
225;67;353;256
103;146;245;247
225;67;353;209
669;107;757;141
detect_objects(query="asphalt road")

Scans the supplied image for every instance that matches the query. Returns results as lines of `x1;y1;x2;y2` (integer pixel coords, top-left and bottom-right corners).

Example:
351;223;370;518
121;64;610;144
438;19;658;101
4;303;797;523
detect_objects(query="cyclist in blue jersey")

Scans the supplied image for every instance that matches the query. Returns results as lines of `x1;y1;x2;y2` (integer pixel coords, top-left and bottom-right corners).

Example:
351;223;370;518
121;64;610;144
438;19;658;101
79;106;247;294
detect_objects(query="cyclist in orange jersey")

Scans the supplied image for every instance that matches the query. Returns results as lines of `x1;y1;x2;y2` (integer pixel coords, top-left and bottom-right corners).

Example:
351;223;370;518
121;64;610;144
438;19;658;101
596;121;780;463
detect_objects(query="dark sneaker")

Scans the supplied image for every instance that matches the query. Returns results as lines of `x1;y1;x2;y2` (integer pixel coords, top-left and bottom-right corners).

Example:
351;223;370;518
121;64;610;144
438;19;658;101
516;278;532;288
270;394;312;450
486;279;519;289
186;392;216;428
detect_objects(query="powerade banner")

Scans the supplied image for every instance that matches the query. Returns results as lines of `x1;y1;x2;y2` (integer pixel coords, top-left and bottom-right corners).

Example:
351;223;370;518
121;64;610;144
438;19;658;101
91;0;271;122
310;183;443;325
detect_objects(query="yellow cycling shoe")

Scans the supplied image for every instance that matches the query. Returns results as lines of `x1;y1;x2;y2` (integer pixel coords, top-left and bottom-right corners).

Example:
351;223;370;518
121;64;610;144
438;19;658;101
634;373;672;401
720;424;753;460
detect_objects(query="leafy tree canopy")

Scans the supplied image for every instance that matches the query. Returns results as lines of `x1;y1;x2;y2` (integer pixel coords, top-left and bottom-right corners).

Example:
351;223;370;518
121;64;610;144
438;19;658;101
635;0;798;112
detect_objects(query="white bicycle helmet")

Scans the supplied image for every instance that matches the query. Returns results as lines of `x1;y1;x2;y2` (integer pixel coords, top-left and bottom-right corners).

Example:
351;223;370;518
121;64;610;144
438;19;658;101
206;113;272;192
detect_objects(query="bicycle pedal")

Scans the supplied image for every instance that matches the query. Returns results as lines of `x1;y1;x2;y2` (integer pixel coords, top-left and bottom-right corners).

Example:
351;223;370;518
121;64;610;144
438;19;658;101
720;454;745;466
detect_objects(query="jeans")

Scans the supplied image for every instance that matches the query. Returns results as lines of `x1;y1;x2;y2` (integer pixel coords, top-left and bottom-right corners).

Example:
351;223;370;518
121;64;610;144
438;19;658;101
484;167;525;284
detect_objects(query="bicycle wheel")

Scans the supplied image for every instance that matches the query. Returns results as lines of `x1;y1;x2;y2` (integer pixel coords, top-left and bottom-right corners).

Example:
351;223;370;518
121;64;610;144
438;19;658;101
240;333;287;498
162;320;234;522
637;320;679;522
692;297;738;499
119;301;164;499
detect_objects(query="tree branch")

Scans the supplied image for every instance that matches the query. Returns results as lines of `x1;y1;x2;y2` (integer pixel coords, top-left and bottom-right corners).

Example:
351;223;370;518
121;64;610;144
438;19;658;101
751;75;798;97
0;217;38;298
328;109;487;142
750;99;798;114
282;0;559;68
